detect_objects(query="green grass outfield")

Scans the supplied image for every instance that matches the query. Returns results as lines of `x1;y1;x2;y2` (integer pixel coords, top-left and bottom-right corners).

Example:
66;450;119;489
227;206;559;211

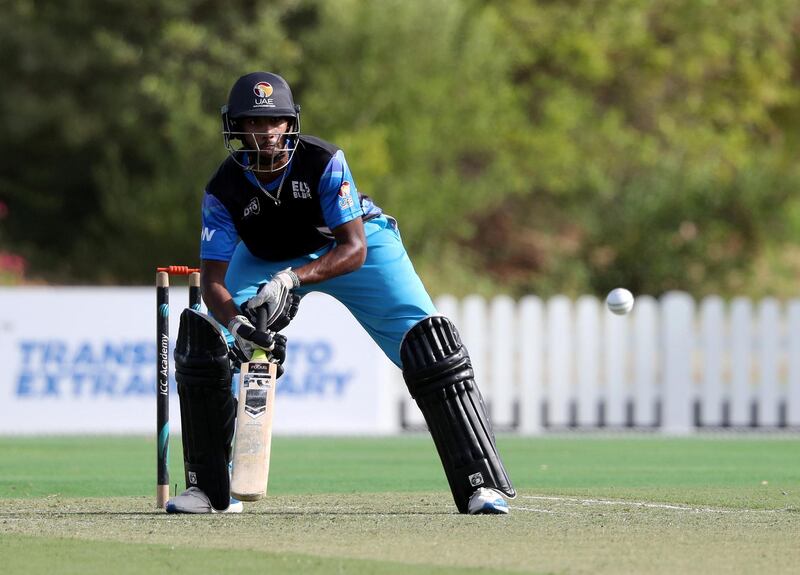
1;435;799;574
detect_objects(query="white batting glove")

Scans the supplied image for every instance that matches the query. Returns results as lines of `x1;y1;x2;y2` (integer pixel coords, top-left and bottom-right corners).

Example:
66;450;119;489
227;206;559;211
242;269;300;327
227;315;276;361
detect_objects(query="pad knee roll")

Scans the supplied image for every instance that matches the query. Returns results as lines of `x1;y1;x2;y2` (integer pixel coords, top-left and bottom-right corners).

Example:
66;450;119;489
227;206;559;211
175;309;236;510
401;315;515;513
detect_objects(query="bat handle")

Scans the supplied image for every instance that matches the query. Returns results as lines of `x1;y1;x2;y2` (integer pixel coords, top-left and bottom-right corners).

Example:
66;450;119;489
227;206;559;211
254;306;274;362
256;306;269;332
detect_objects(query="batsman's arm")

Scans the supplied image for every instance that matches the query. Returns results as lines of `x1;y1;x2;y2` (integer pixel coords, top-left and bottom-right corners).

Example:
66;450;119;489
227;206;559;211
200;259;241;328
292;218;366;285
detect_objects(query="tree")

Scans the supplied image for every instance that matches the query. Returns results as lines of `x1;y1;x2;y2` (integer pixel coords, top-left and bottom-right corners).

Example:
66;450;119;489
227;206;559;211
467;0;800;297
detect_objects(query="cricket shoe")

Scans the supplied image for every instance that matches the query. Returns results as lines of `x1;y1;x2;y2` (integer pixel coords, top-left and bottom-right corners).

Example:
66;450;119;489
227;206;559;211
467;487;509;515
165;487;243;514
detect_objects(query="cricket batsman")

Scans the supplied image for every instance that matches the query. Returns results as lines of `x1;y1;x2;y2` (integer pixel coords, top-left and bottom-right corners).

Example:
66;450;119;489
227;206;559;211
167;71;515;515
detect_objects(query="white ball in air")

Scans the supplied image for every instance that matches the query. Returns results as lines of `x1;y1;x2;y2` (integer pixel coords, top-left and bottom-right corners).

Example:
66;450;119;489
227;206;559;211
606;288;634;315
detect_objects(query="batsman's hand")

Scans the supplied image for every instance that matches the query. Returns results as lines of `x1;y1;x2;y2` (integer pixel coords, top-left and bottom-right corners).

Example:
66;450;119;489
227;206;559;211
228;315;277;361
261;292;301;332
227;316;288;378
242;269;300;329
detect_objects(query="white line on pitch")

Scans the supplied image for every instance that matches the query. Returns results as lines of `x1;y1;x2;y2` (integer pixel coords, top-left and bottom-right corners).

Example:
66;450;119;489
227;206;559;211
521;495;783;513
508;506;558;514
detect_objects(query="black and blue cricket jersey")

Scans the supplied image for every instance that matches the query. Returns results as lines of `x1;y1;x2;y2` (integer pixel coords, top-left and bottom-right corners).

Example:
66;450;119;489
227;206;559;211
201;135;381;262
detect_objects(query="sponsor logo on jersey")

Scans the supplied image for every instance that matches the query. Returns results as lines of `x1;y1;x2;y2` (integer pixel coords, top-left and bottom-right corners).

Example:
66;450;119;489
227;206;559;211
201;227;216;241
292;180;311;199
244;197;260;218
337;181;355;210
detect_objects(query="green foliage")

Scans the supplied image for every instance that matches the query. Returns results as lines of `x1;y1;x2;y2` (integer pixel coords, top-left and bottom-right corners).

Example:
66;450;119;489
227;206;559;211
1;0;800;296
0;0;302;282
469;0;800;297
297;0;525;256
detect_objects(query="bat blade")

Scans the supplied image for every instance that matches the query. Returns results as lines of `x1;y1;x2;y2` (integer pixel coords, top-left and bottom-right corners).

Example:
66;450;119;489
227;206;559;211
231;348;277;501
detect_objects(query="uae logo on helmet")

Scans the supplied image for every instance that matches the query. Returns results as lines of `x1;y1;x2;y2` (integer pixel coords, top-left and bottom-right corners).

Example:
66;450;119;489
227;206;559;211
253;82;273;98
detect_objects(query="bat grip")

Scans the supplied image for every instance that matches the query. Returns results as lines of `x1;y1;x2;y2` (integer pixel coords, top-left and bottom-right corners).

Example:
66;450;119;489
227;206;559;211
252;307;273;363
256;306;269;332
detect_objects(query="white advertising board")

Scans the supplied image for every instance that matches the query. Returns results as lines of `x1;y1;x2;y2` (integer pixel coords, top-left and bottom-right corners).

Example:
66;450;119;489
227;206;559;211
0;287;401;435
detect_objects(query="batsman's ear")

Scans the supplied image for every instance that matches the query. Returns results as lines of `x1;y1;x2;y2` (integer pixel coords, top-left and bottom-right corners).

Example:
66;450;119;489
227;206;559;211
221;104;241;134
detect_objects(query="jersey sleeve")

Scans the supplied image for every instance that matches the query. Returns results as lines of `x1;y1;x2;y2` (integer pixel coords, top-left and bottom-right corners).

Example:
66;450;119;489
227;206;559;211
318;150;363;230
200;192;239;261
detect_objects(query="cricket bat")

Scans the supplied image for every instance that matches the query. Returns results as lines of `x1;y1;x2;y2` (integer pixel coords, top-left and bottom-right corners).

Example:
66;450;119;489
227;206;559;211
230;308;278;501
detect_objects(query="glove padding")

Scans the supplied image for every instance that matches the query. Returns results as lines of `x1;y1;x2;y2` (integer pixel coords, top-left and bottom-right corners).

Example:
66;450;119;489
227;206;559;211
249;292;301;332
242;269;300;329
227;316;287;378
228;314;277;358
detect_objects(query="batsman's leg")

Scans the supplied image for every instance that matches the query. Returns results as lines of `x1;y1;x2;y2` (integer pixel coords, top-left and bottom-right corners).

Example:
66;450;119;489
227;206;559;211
167;309;239;514
401;315;516;514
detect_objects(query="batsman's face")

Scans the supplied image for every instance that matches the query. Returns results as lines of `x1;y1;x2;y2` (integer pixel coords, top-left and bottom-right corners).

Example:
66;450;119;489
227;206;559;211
240;116;291;159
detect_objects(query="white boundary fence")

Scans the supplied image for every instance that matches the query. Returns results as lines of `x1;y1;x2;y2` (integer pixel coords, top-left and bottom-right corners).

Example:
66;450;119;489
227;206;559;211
2;287;800;435
397;292;800;434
